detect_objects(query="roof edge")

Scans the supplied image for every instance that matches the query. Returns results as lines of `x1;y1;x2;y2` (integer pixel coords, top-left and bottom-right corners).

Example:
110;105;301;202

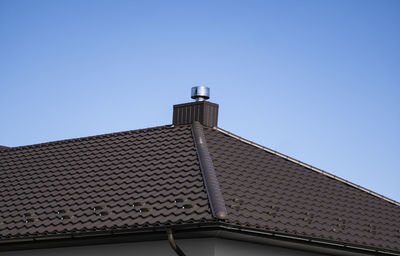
192;122;228;219
1;224;398;255
0;145;10;151
217;224;400;256
214;127;400;207
3;125;174;151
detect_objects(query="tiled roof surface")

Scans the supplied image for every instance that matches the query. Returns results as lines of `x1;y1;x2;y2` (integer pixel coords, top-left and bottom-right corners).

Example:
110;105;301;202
203;127;400;252
0;125;212;240
1;122;399;253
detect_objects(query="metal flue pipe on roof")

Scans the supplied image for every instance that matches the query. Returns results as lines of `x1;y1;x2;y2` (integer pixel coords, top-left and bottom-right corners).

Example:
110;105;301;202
191;86;210;101
173;86;218;127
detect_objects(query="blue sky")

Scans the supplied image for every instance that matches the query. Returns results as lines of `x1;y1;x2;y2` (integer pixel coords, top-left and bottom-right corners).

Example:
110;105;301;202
1;0;399;202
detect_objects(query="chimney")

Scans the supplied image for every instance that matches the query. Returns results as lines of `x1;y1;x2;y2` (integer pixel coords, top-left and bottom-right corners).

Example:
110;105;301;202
173;86;219;127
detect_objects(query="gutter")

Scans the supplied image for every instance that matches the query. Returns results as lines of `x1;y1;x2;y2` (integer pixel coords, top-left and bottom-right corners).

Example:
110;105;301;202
0;223;399;255
215;224;400;256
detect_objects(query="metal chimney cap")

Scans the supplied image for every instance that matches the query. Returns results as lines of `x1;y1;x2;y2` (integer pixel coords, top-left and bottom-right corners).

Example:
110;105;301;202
191;86;210;101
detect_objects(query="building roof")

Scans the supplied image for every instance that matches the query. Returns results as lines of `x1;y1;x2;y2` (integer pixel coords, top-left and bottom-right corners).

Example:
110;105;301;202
0;125;212;240
1;100;399;254
204;126;400;253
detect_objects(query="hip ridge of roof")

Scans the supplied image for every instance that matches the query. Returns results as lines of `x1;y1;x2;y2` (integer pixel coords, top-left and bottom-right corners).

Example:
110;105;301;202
214;126;400;207
192;122;228;220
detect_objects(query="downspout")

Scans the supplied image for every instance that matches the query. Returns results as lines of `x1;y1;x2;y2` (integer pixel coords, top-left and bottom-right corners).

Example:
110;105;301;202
167;229;186;256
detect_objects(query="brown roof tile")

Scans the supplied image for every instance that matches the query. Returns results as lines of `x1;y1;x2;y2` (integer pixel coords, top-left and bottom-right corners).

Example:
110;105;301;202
203;126;400;252
0;125;212;240
1;122;399;253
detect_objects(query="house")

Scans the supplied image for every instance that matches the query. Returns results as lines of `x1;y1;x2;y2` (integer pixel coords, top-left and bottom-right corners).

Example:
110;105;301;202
0;87;399;256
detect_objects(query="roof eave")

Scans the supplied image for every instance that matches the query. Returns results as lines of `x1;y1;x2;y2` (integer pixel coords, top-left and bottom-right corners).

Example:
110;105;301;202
1;223;399;256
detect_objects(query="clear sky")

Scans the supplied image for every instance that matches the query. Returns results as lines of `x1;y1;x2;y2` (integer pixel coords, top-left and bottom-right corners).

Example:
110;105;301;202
1;0;399;202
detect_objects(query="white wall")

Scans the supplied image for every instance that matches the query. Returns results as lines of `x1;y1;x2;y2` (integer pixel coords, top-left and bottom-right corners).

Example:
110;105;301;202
215;238;327;256
0;238;214;256
0;238;330;256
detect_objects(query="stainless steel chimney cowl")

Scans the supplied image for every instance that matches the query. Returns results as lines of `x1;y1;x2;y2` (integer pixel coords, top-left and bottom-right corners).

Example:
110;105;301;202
191;86;210;101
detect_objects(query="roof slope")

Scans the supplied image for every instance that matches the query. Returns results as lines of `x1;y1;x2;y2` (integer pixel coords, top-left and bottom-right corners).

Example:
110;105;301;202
0;123;399;253
0;125;212;240
203;126;400;252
